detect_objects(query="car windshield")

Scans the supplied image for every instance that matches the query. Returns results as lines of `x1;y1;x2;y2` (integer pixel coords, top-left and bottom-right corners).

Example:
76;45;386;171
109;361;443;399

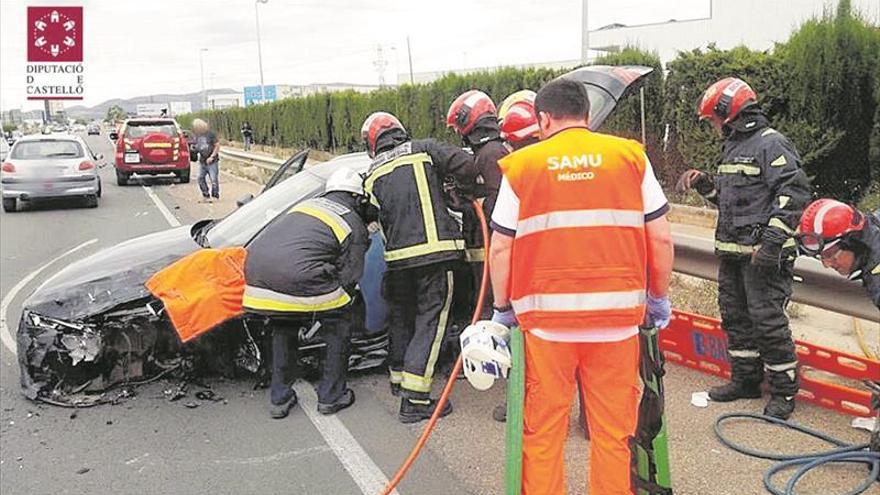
125;121;177;138
10;140;84;159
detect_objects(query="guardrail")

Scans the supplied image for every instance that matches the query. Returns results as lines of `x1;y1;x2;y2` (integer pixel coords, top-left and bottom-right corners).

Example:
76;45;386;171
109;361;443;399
218;147;879;322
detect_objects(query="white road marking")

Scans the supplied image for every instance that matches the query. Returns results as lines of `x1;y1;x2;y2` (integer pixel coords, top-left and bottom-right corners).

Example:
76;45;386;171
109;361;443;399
142;184;394;494
293;382;400;495
0;238;99;355
142;185;181;227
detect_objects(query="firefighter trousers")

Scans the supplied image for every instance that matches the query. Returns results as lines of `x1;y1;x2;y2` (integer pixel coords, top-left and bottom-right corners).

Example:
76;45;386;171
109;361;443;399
383;262;455;399
268;313;351;405
522;333;640;495
718;257;799;397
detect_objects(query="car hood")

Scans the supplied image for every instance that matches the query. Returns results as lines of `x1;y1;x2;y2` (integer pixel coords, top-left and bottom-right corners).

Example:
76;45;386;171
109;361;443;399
25;226;200;321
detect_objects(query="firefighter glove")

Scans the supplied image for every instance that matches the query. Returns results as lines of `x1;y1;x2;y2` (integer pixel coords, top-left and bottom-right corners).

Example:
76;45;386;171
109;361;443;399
676;169;715;196
645;294;671;329
491;306;518;328
751;241;782;271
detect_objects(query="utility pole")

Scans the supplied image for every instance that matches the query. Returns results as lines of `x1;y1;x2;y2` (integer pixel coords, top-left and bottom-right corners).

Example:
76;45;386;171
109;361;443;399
255;0;269;104
406;35;414;85
373;44;388;87
199;48;208;110
581;0;589;64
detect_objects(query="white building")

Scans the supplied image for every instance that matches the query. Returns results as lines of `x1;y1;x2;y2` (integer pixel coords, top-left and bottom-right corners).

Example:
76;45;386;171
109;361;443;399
208;93;244;110
589;0;879;65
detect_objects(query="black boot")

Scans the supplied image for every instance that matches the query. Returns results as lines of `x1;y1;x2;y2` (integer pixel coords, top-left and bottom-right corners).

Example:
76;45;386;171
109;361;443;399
708;381;762;402
317;388;356;415
399;397;453;424
764;395;796;420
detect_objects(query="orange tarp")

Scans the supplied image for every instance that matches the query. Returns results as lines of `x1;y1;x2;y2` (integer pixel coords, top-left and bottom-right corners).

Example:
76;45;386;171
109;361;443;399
145;247;247;343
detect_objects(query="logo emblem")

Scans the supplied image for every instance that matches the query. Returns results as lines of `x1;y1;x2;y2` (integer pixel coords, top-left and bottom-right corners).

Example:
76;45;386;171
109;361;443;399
27;7;83;62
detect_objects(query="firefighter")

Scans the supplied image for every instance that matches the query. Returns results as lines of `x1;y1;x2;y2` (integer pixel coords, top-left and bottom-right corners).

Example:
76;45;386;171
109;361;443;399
677;77;811;420
446;90;508;319
797;199;880;309
361;111;478;423
490;77;674;494
243;168;373;419
498;90;540;150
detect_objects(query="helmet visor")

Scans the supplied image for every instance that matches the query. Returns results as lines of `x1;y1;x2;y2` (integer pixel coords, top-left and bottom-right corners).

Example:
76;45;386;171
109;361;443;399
796;233;843;258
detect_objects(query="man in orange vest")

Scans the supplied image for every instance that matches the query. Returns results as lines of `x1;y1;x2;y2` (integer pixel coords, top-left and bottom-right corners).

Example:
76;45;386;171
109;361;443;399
489;77;675;494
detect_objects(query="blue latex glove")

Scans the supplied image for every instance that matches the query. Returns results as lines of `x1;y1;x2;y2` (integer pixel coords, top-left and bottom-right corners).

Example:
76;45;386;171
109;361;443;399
491;307;518;328
646;294;671;329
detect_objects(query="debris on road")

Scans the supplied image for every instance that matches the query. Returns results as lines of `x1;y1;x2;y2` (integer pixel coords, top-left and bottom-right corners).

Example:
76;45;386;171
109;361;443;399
691;391;710;408
76;467;90;475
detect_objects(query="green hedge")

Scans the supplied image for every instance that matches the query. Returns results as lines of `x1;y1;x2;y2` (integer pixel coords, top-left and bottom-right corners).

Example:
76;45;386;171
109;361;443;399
182;3;878;201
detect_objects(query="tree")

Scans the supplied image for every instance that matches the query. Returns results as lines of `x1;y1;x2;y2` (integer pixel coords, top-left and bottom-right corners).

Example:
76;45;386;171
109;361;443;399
2;123;16;133
104;105;126;123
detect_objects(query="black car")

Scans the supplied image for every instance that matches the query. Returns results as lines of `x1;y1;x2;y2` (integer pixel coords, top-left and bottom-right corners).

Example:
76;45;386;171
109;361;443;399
16;66;654;406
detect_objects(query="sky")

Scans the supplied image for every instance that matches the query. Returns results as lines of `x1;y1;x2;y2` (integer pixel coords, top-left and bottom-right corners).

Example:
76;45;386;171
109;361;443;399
0;0;711;111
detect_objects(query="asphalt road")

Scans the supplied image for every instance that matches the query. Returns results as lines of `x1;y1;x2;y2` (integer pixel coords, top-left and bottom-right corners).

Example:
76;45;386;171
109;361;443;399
1;135;877;495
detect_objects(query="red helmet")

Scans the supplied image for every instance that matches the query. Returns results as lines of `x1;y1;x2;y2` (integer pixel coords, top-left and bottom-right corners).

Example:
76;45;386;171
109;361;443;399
698;77;758;128
361;112;406;157
797;199;866;256
498;90;538;143
446;90;497;136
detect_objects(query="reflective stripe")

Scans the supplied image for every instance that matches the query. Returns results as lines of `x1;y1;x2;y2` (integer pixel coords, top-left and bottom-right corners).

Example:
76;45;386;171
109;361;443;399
717;163;761;176
289;203;351;243
768;217;795;235
770;155;787;167
729;349;760;358
423;271;454;383
872;264;880;275
765;361;798;372
389;369;403;384
762;128;778;137
242;285;351;312
512;289;646;314
715;240;757;254
143;142;173;149
384;239;465;262
516;209;644;238
783;238;796;249
465;247;485;262
778;196;791;209
401;372;432;393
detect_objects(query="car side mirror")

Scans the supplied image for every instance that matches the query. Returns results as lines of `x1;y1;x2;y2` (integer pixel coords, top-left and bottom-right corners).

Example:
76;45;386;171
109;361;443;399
109;131;118;141
236;193;254;208
94;152;104;161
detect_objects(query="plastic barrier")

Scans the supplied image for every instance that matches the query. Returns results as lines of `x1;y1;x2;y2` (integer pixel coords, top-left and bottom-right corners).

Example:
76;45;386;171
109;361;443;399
661;310;879;417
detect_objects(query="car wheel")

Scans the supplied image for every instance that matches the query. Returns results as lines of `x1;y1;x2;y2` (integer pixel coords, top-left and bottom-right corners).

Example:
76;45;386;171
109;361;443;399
84;194;99;208
2;198;15;213
116;170;129;186
177;169;191;184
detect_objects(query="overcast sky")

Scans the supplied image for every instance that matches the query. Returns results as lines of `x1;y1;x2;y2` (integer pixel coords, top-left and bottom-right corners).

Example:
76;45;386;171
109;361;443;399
0;0;710;110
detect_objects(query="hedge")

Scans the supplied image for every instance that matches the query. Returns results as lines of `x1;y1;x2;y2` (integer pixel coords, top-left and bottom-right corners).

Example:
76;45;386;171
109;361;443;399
182;3;878;201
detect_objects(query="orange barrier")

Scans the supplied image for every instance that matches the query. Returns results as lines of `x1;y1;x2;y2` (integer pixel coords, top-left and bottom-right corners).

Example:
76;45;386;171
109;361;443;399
662;310;879;417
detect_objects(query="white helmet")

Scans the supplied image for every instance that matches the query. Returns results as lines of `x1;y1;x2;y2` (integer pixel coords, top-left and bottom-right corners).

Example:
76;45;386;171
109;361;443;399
460;321;512;391
326;168;365;196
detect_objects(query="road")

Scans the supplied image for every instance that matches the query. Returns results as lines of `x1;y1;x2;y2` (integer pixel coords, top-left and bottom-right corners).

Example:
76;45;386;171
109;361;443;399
1;134;877;495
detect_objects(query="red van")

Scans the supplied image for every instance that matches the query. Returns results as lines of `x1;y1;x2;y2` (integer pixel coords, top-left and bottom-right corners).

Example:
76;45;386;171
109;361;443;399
113;118;192;185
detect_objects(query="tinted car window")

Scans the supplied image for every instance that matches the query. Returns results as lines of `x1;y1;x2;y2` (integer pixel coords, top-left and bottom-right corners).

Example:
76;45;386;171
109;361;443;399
125;121;177;138
11;140;84;159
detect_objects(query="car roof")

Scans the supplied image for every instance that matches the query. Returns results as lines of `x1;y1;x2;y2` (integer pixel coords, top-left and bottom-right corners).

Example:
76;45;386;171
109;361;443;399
125;118;178;124
14;134;84;144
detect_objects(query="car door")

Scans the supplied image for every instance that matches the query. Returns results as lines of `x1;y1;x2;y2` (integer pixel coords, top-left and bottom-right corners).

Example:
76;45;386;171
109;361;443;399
559;65;654;131
263;149;309;191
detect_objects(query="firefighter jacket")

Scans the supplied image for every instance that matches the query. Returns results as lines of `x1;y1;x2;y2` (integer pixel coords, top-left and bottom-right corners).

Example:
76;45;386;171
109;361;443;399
499;127;649;331
853;212;880;309
243;192;369;314
700;113;811;258
365;139;477;271
462;139;509;261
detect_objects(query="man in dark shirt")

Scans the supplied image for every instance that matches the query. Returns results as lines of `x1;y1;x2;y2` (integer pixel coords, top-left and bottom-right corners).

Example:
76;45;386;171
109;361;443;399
193;118;220;201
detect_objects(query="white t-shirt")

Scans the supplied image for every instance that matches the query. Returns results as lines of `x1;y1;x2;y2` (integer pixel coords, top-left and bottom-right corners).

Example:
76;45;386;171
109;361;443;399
490;156;669;343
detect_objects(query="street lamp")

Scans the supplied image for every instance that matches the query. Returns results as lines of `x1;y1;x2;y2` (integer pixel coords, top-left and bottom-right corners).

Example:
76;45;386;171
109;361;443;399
199;48;209;110
254;0;269;105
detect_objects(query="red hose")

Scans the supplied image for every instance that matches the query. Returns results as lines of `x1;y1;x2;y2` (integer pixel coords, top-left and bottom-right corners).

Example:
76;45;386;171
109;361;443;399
380;200;492;494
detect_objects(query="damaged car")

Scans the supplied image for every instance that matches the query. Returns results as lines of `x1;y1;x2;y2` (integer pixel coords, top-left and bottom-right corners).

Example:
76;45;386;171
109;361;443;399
16;65;655;406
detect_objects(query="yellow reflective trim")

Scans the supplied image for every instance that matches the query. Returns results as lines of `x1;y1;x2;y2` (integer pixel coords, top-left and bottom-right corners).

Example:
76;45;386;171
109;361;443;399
424;271;454;382
715;240;757;254
783;238;796;249
289;204;351;242
465;247;485;262
242;291;351;313
401;372;432;393
389;369;403;384
143;142;173;149
364;152;432;189
778;196;791;209
717;164;761;176
770;155;787;167
769;217;795;235
411;159;438;245
384;239;465;262
872;264;880;275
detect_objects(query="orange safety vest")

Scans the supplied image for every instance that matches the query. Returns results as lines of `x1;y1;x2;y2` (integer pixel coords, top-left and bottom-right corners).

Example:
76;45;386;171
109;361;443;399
498;127;648;331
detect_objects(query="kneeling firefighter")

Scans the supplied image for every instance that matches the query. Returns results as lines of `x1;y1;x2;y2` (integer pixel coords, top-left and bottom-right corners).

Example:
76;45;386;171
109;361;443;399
360;111;478;423
677;77;810;420
243;169;373;419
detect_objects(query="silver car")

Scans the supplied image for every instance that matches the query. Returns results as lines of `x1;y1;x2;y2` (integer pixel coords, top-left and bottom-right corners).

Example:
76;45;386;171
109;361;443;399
1;134;103;212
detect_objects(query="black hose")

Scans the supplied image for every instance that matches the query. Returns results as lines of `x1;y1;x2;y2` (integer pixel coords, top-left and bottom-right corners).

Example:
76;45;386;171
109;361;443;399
714;412;879;495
